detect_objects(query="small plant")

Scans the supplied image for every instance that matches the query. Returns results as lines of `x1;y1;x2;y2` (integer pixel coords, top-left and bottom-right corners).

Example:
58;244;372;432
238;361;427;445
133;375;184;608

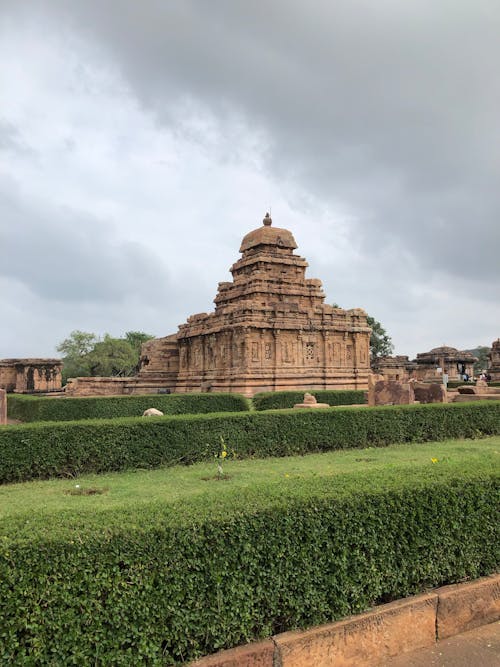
215;436;229;479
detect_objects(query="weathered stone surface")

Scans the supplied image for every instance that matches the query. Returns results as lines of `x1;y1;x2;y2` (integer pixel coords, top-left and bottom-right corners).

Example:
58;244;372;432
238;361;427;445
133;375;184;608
0;358;62;393
436;574;500;639
142;408;164;416
274;593;438;667
189;640;274;667
371;356;417;382
368;379;415;406
488;338;500;381
293;392;330;409
141;214;371;398
0;389;6;425
413;382;447;403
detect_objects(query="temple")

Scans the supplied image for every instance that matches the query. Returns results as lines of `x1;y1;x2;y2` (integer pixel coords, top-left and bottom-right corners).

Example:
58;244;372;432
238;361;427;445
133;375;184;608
0;358;63;393
135;214;371;396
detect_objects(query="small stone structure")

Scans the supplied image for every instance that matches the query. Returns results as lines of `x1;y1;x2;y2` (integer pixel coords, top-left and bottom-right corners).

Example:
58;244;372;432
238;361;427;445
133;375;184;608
414;346;476;382
0;389;6;425
453;379;500;402
487;339;500;381
0;358;63;393
293;392;330;409
371;356;417;382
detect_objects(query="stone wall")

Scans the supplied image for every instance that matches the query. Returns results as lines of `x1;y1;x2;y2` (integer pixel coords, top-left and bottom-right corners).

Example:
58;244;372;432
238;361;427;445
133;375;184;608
0;359;63;393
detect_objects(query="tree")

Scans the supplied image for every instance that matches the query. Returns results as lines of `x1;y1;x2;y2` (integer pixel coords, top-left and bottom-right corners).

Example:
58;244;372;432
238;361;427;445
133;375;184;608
85;335;138;377
465;346;490;375
124;331;155;354
57;330;155;382
366;315;394;360
57;330;98;381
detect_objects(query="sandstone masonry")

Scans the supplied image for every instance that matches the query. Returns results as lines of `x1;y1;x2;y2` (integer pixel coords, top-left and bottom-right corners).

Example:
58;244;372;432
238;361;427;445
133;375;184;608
137;214;371;397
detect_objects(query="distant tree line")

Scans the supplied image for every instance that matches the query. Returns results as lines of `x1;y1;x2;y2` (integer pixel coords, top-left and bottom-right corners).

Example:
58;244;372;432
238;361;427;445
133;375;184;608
57;331;154;383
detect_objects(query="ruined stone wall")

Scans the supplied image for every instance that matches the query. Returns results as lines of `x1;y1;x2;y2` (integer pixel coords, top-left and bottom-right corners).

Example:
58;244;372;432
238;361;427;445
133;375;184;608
0;365;17;392
0;359;62;393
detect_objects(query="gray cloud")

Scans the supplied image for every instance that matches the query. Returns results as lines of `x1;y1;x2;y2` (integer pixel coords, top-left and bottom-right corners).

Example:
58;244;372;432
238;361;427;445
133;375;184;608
31;0;500;285
1;1;499;357
0;182;171;304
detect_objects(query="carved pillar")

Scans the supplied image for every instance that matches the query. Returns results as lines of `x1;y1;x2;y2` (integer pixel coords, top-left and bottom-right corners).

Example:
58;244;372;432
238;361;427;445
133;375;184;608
322;330;329;388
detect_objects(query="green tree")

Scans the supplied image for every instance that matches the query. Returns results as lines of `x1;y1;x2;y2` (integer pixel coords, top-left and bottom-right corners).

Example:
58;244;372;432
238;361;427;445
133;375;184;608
124;331;155;354
466;346;490;375
57;330;155;382
57;330;98;381
85;335;138;377
366;315;394;360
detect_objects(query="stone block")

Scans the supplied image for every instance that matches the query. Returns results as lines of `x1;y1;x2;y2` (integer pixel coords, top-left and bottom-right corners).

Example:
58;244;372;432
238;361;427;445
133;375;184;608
368;380;415;407
0;388;6;425
413;382;447;403
188;640;274;667
436;574;500;639
274;593;438;667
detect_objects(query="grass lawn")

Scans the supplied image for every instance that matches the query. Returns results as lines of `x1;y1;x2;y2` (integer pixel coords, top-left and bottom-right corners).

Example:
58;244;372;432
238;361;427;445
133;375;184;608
1;436;498;539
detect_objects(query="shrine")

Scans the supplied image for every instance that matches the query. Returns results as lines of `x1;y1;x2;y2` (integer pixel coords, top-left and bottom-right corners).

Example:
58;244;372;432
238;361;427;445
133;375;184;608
138;214;371;396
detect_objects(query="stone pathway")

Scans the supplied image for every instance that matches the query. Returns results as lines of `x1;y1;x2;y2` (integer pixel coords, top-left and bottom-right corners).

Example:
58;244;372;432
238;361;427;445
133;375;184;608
386;621;500;666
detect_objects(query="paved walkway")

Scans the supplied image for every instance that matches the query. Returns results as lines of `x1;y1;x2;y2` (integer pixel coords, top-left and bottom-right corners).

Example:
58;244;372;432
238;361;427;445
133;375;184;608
386;621;500;666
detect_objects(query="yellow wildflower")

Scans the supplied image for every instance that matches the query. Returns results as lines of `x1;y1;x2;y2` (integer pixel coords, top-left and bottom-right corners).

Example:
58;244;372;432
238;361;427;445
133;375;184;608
431;457;439;464
221;450;227;459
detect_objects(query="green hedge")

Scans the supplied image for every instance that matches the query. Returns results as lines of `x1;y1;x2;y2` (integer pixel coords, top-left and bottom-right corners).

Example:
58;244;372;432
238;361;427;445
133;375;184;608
0;463;498;664
6;392;250;422
1;401;499;484
253;389;366;410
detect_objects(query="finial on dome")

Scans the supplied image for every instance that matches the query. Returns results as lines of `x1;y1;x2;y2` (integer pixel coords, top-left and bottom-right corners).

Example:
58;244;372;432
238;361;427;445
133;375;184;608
263;212;272;226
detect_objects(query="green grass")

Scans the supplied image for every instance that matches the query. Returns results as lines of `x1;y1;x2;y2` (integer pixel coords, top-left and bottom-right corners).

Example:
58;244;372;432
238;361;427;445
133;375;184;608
1;436;498;540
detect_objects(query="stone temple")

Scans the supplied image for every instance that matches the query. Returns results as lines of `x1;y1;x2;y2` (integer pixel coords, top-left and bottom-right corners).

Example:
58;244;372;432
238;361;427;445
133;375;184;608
135;214;371;397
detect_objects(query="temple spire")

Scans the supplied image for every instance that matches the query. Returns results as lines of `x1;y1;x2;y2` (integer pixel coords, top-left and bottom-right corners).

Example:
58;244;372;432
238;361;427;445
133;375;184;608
263;212;272;226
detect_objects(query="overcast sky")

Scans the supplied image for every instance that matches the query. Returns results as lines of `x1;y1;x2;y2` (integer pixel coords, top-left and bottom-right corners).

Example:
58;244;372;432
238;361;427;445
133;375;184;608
1;0;499;360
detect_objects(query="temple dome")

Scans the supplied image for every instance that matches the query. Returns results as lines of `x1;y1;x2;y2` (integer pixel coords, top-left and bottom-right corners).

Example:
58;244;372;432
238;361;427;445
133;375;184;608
239;213;297;253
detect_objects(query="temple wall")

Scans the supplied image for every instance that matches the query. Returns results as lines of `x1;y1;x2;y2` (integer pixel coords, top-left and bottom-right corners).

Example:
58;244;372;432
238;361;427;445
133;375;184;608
0;366;17;392
0;359;62;393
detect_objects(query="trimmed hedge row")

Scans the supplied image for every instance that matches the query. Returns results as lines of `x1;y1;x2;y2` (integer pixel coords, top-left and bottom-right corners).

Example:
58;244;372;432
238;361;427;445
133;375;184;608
6;392;250;422
0;467;498;664
0;401;499;483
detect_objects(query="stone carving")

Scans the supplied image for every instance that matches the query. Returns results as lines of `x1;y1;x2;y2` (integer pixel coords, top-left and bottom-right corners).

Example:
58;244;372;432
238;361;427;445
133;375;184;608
293;392;330;409
0;389;6;425
487;339;500;381
142;408;164;417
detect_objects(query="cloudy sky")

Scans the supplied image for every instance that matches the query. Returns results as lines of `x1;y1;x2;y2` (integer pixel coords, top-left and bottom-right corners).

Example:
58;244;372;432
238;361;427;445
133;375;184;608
1;0;499;360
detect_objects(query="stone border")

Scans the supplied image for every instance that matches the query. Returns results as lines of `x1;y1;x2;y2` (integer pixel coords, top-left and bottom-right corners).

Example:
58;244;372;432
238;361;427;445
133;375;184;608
189;573;500;667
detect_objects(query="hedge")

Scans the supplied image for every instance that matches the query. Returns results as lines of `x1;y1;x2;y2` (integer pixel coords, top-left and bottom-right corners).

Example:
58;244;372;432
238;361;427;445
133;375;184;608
253;389;366;410
0;462;498;664
1;401;499;484
6;392;250;422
